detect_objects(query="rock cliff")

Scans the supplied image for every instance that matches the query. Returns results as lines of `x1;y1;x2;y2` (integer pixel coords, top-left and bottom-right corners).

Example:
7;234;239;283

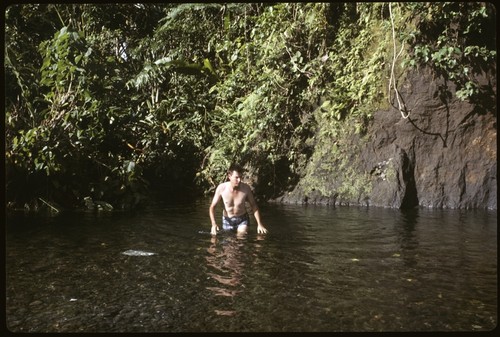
274;68;497;209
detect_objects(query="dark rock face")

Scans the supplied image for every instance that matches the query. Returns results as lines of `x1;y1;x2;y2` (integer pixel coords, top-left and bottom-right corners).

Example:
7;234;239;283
277;68;497;209
366;144;418;208
366;68;496;209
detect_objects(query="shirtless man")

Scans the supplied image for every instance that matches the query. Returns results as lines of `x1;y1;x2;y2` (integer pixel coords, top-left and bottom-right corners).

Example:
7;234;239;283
209;164;268;235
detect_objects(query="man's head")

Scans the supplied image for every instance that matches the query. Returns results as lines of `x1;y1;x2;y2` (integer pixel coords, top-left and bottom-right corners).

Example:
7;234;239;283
227;163;244;175
227;163;244;188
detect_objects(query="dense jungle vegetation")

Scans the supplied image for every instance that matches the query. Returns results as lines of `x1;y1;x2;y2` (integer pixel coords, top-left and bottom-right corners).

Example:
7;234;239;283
5;3;496;211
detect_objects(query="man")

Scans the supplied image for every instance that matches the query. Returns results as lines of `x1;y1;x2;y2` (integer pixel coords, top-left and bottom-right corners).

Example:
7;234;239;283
209;164;268;235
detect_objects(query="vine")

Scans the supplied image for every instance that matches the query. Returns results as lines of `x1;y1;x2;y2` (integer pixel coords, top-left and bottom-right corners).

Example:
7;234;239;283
388;3;409;119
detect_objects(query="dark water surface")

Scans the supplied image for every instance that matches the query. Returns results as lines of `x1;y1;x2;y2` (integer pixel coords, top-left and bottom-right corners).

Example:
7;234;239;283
5;199;497;332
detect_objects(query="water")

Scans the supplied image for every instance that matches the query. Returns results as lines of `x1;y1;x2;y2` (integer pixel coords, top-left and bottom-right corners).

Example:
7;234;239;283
5;199;497;332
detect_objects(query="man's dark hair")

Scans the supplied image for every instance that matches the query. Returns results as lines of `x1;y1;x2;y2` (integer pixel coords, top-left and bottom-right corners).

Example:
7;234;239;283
228;163;244;175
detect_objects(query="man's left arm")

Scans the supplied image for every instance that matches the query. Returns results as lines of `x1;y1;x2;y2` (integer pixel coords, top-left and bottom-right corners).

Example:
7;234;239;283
246;187;268;234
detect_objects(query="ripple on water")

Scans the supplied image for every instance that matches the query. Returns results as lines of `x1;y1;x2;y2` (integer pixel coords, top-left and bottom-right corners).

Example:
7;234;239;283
5;203;497;332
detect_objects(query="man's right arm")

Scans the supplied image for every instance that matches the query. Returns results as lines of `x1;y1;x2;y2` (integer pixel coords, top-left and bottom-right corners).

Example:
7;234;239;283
209;185;222;235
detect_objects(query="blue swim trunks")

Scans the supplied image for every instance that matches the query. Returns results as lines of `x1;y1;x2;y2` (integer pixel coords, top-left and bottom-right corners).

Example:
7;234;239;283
222;213;250;231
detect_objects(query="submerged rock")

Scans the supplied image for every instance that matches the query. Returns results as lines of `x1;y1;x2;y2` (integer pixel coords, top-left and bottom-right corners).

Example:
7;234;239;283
122;250;156;256
83;197;114;211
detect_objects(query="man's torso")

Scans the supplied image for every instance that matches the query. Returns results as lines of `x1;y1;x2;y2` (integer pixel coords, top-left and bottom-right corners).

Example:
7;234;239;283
220;182;249;217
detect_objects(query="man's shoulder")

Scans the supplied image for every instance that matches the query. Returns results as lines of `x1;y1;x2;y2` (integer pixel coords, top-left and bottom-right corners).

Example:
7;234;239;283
217;182;229;191
240;182;253;192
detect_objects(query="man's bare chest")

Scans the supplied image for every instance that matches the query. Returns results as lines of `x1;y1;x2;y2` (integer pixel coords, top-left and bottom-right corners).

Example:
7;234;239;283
221;188;247;207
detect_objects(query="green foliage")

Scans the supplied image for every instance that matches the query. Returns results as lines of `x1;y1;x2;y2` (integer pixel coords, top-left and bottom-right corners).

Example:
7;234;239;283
401;2;496;101
5;4;164;209
5;3;496;209
199;3;329;195
8;25;101;176
314;3;388;134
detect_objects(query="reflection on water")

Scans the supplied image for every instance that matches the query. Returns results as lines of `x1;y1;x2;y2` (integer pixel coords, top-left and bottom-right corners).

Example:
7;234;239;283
206;235;244;299
205;232;266;317
5;200;497;332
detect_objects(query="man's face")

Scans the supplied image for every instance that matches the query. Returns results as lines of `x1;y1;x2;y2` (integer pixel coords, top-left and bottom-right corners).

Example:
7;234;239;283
228;171;242;188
